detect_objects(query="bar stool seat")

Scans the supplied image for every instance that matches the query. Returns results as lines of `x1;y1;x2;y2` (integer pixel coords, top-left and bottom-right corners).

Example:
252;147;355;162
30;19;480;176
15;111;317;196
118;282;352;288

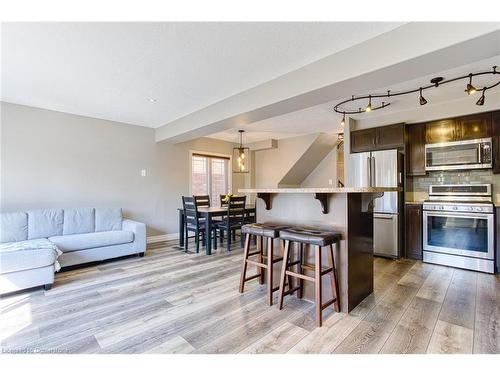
279;228;341;247
278;227;341;327
242;223;289;238
239;223;292;306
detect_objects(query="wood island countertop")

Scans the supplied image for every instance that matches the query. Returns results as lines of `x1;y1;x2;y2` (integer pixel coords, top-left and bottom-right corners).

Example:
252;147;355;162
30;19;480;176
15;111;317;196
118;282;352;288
239;187;400;193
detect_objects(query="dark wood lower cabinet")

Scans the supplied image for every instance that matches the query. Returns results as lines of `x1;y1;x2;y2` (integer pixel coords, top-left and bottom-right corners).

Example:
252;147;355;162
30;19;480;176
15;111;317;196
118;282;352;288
405;203;423;260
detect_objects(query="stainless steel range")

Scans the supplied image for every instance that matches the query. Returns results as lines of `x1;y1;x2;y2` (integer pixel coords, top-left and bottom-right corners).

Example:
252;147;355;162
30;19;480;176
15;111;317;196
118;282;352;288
422;184;495;273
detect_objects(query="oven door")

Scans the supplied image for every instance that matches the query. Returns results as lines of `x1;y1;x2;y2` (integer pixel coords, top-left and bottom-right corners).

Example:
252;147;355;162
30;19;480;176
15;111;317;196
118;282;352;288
423;210;494;259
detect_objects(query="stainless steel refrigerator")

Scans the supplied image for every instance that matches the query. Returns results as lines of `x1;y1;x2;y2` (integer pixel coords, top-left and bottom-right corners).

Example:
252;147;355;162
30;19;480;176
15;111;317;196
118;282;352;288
347;149;402;258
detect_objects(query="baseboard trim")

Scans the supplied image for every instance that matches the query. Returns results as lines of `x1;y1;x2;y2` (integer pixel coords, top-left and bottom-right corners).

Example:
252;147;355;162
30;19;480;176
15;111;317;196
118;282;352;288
147;233;179;244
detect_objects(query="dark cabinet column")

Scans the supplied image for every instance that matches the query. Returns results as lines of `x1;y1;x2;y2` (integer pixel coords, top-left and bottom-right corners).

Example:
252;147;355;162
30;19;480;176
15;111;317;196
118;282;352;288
405;204;422;260
406;123;426;176
493;111;500;174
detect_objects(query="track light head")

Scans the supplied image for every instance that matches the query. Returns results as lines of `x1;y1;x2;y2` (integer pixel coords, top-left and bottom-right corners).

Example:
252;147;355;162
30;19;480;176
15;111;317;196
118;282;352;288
365;96;372;112
466;74;477;95
476;89;485;106
419;88;427;105
340;113;345;128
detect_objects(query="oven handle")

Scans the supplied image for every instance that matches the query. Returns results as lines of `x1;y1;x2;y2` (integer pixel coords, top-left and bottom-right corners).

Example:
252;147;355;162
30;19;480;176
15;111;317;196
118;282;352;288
422;210;493;219
478;143;482;164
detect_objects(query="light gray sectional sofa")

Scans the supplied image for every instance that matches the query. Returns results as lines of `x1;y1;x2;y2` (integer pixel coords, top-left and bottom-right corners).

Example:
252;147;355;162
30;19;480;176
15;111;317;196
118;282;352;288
0;208;146;294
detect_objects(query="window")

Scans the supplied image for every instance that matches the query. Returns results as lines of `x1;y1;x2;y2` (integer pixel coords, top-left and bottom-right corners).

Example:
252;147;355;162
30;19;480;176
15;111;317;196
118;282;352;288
191;153;230;206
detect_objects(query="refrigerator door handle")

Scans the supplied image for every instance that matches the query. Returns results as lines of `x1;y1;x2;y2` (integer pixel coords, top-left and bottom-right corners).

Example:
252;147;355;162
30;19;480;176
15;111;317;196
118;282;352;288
367;156;371;186
370;156;376;187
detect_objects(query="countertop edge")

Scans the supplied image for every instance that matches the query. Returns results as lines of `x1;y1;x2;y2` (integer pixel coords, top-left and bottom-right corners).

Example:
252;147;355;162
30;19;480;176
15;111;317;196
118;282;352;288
238;187;401;193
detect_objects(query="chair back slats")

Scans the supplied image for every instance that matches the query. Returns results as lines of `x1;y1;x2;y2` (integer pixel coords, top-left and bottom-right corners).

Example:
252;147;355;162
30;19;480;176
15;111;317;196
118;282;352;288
194;195;210;207
220;194;228;207
226;196;246;224
182;196;199;227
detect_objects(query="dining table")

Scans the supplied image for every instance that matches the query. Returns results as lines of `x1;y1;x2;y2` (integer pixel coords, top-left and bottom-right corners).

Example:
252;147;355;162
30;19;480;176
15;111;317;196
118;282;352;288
177;204;256;255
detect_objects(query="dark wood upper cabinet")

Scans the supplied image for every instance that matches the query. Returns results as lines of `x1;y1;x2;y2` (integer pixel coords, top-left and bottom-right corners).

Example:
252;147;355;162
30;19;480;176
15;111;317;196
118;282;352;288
376;123;405;150
425;113;492;144
455;113;492;141
405;204;422;260
493;111;500;174
406;123;426;176
425;119;456;143
351;123;404;153
350;128;377;153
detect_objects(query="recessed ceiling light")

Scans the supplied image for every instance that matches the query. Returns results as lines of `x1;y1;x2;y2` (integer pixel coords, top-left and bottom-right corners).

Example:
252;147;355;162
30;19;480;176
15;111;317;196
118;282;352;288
148;98;157;103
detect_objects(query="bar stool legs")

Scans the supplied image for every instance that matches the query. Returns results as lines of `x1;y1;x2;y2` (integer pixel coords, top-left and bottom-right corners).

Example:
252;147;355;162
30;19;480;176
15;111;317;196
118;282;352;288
239;233;285;306
266;237;273;306
278;240;340;327
328;244;340;312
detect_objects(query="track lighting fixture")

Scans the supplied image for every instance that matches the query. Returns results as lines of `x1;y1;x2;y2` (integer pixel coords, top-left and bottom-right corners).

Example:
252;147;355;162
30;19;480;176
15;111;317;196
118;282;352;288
333;66;499;116
419;88;427;105
466;74;477;95
476;88;485;106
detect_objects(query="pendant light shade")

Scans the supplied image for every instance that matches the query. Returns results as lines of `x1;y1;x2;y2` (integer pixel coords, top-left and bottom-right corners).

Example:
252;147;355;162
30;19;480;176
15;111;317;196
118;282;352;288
233;130;250;173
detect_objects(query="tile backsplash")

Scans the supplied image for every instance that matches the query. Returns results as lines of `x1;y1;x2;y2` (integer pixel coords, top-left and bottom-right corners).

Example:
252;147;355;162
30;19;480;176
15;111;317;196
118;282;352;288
412;170;493;191
409;169;500;204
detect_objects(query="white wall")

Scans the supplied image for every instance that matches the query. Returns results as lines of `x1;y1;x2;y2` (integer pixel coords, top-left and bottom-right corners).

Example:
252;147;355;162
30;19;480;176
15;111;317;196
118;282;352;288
0;102;243;236
254;133;318;188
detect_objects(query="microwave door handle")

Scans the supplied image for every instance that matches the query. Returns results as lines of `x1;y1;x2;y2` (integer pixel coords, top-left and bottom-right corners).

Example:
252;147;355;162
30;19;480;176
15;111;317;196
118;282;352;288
371;157;376;187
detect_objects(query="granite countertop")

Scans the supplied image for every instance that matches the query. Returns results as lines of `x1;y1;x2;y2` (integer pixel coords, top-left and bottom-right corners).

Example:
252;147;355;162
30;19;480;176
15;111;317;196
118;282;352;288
405;201;425;205
239;187;401;194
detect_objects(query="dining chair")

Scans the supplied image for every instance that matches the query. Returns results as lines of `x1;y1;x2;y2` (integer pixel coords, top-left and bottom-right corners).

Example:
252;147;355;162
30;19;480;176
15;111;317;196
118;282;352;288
215;195;247;252
182;196;217;253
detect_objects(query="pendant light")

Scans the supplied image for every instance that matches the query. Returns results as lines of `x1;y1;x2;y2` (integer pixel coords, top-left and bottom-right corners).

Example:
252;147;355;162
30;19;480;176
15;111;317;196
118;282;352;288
340;112;346;129
233;130;250;173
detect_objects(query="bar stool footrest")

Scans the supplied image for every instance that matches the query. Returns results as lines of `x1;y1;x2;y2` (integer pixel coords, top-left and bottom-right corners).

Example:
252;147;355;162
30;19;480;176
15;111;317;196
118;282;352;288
244;273;262;282
321;298;337;310
246;259;267;268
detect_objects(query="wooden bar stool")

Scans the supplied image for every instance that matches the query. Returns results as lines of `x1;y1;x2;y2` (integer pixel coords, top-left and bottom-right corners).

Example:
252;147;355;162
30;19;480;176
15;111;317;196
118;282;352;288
278;228;341;327
239;223;293;306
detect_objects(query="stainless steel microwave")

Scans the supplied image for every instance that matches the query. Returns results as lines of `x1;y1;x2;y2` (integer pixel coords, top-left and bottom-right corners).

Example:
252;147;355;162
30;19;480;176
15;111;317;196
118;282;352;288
425;138;492;171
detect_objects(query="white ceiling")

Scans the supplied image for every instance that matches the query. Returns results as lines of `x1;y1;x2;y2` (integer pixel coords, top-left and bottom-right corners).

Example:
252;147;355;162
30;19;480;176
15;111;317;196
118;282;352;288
208;55;500;142
1;22;403;128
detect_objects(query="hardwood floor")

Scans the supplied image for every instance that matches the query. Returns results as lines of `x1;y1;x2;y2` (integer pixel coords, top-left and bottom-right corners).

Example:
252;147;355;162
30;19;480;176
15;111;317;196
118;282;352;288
1;240;499;354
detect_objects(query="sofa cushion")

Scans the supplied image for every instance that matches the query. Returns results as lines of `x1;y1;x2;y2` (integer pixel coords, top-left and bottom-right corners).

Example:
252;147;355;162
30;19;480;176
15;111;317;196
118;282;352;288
0;212;28;243
95;208;122;232
49;230;134;253
0;239;58;274
63;208;95;235
28;209;63;240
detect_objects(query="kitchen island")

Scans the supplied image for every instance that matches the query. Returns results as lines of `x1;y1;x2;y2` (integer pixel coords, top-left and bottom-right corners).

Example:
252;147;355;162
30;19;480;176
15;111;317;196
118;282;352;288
238;187;400;312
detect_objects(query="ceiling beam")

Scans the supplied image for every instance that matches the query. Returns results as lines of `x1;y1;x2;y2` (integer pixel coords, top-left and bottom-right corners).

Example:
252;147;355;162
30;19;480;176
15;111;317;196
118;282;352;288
155;23;500;143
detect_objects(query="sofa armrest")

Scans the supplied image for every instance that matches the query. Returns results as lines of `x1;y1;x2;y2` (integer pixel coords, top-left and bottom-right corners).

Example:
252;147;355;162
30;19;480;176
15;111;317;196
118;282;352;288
122;219;146;253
